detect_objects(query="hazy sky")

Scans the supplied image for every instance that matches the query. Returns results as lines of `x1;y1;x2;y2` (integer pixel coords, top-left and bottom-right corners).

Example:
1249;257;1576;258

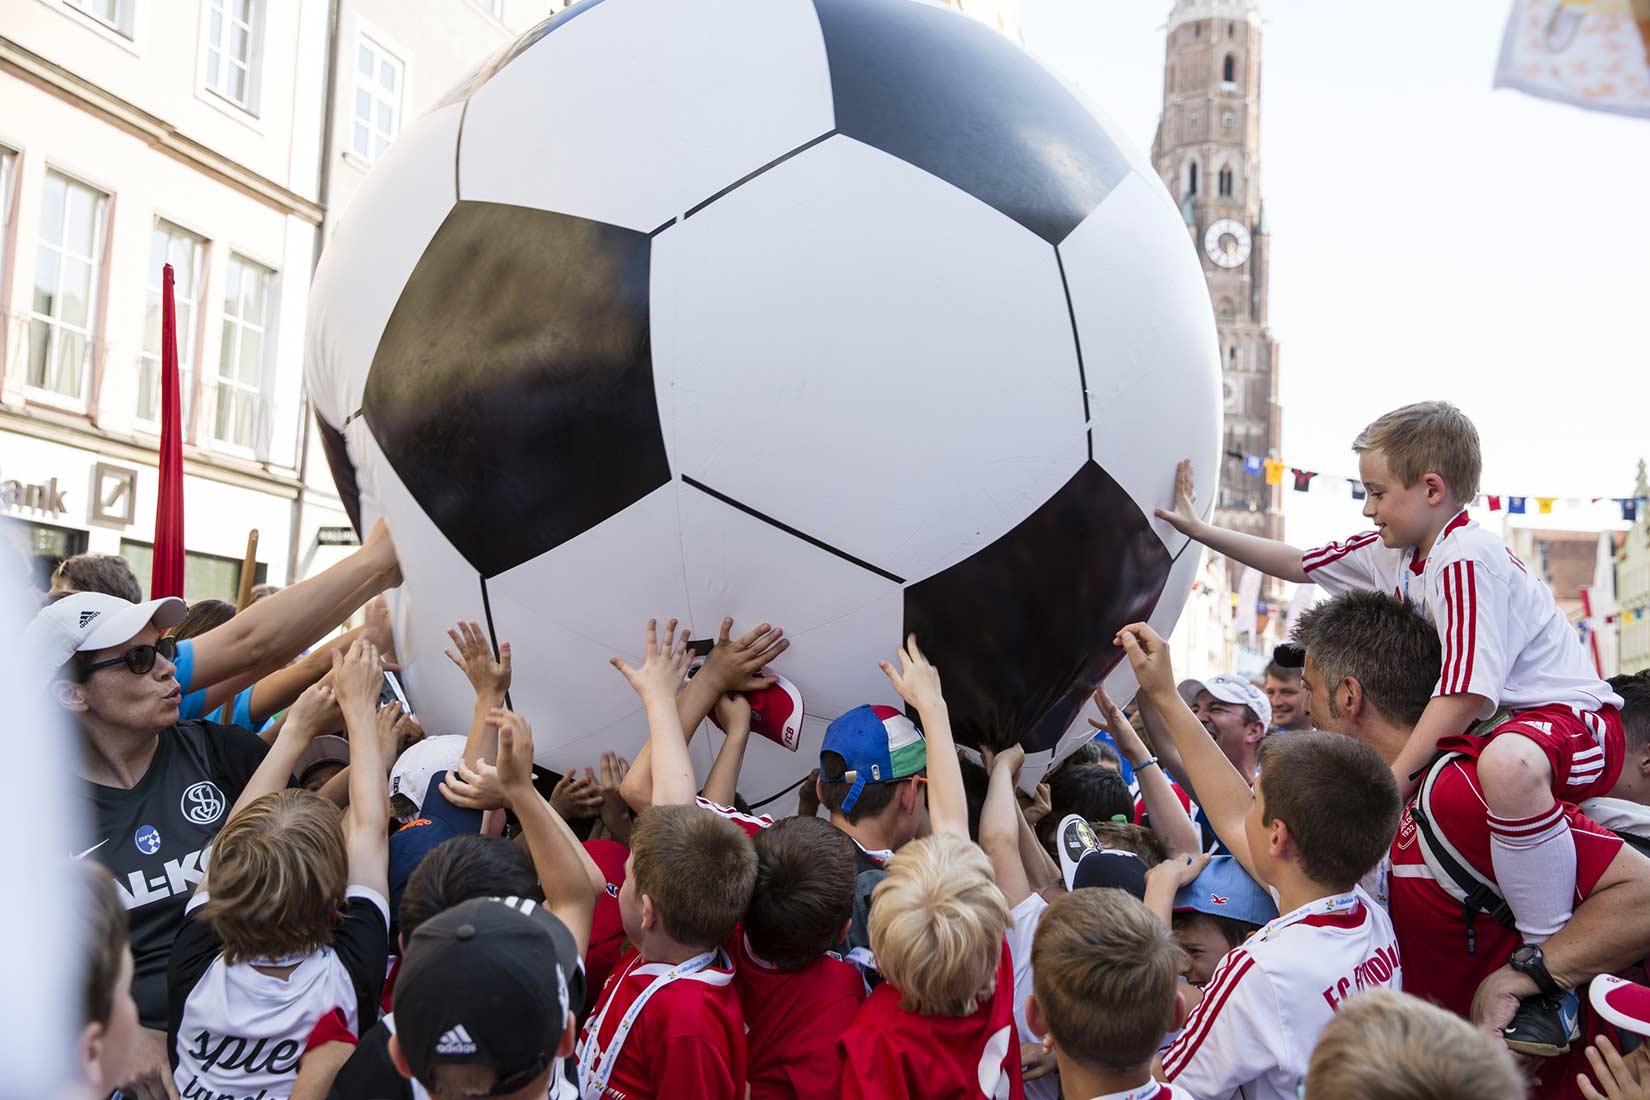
1020;0;1650;549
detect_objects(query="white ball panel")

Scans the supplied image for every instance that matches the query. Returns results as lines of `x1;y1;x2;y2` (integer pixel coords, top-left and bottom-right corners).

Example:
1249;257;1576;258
1059;172;1222;558
458;0;835;233
652;134;1088;582
304;104;462;427
487;484;694;657
767;589;906;724
350;422;489;742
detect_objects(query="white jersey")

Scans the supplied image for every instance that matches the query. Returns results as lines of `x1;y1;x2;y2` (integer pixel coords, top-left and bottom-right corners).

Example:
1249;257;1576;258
1302;511;1619;715
1006;892;1058;1100
169;886;390;1100
1160;887;1399;1100
1087;1083;1199;1100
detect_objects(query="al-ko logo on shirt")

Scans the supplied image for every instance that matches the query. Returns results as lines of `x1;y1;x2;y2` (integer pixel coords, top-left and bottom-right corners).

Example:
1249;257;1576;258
181;781;226;826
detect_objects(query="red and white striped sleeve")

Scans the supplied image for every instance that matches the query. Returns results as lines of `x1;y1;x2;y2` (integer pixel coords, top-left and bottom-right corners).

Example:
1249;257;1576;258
693;795;773;838
1160;948;1283;1096
1431;559;1508;704
1300;531;1390;597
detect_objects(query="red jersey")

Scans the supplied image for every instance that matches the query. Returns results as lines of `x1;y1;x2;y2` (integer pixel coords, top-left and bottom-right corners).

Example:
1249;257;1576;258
839;936;1024;1100
1389;746;1623;1100
727;931;866;1100
577;945;746;1100
582;838;630;1014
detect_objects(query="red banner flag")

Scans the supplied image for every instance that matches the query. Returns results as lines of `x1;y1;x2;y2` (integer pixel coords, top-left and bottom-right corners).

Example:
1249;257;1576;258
152;262;185;599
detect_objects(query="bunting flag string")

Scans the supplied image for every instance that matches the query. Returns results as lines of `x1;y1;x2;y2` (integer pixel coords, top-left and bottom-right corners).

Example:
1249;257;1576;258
1224;450;1648;521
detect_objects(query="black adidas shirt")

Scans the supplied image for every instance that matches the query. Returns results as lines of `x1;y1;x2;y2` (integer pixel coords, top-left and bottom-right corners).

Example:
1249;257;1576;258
75;720;270;1028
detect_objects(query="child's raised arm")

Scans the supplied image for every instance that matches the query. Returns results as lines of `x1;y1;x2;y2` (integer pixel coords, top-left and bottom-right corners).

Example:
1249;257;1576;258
1158;459;1310;583
880;635;968;839
611;617;696;807
979;744;1032;907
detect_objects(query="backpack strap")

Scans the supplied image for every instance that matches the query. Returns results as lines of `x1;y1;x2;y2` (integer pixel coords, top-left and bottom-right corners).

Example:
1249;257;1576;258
1407;750;1517;953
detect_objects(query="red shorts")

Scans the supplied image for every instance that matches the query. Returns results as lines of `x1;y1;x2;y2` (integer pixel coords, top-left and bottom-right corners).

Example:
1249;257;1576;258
1442;703;1624;802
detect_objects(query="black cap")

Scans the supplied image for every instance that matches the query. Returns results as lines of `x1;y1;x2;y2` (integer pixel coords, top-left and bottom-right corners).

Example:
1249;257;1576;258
1273;642;1306;669
394;896;581;1095
1071;848;1150;899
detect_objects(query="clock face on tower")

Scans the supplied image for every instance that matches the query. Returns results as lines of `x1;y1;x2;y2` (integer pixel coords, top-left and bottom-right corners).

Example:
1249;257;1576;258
1204;218;1252;269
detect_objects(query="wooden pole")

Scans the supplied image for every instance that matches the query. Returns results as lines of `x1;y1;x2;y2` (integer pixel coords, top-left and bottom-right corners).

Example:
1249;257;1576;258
235;529;260;611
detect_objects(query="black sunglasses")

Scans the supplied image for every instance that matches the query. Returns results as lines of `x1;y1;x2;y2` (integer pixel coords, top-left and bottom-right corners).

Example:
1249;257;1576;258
85;636;178;677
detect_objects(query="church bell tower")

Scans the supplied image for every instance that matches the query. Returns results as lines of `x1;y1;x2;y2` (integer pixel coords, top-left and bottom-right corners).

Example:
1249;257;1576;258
1153;0;1283;544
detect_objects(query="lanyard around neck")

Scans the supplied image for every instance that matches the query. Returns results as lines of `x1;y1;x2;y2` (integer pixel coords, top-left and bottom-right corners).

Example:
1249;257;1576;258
577;950;717;1098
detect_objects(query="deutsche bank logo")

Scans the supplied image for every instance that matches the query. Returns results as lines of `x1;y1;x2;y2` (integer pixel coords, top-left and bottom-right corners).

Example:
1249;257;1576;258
135;825;161;855
181;782;226;826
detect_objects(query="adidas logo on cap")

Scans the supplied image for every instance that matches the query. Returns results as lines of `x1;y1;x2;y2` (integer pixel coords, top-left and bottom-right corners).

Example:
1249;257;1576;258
79;610;99;628
436;1024;477;1055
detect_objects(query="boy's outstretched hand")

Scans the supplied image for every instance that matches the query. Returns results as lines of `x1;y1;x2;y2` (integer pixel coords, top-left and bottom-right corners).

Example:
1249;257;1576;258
698;617;788;695
1116;623;1176;702
611;617;693;704
880;633;945;714
486;708;538;800
1154;458;1205;538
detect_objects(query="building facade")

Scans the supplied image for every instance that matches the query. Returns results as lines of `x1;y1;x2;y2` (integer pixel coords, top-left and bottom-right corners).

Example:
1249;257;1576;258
1619;461;1650;675
1152;0;1281;543
0;0;538;600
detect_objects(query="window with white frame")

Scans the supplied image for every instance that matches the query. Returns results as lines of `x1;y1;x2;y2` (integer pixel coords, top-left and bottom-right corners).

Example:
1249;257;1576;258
65;0;135;37
28;171;108;403
215;254;274;451
0;148;16;290
351;37;403;162
205;0;262;113
138;222;203;426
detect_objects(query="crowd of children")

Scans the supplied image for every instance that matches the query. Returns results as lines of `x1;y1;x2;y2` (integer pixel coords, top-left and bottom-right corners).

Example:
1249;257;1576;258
52;400;1650;1100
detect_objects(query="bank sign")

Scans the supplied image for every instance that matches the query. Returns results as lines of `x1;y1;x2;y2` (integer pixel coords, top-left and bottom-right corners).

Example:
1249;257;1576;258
0;471;68;516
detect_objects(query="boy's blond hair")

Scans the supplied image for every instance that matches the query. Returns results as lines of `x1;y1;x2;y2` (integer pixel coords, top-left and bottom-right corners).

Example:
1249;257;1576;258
869;833;1009;1017
1033;889;1182;1072
200;790;347;964
1352;401;1481;502
1305;989;1524;1100
630;804;757;949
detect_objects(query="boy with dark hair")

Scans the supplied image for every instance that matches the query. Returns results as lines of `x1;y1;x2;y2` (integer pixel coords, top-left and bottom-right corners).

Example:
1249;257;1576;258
735;816;867;1100
1162;403;1625;1048
1116;622;1402;1100
581;619;758;1100
1027;889;1196;1100
1036;762;1135;855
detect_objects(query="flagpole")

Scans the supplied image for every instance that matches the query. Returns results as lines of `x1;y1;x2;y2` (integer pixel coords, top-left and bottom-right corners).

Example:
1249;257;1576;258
152;262;186;599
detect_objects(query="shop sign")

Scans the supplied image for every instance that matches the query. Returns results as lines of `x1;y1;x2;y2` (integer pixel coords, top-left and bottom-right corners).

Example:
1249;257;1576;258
316;526;360;547
91;463;138;526
0;468;68;517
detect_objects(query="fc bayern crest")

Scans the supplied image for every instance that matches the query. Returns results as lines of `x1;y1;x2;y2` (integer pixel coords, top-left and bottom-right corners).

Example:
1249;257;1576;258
181;781;226;826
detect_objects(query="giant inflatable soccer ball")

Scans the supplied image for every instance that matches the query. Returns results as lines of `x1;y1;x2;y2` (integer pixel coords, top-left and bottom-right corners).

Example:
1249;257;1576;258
305;0;1221;797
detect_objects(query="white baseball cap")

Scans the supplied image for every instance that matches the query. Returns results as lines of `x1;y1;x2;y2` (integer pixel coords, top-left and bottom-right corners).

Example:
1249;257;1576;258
1186;673;1272;729
389;734;468;813
25;591;186;683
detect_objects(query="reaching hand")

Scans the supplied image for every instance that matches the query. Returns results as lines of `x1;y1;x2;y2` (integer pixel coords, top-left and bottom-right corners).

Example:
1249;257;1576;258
1580;1037;1650;1100
797;767;822;818
1089;686;1150;762
284;681;340;742
441;757;511;811
598;752;632;837
610;618;693;705
713;690;753;734
879;634;946;715
374;701;423;770
444;619;512;700
988;742;1027;781
485;708;537;799
698;617;788;695
362;517;401;587
1153;458;1205;537
550;768;604;820
1022;782;1052;827
1019;1042;1058;1082
362;595;399;669
331;638;384;715
1147;851;1212;894
1115;623;1176;702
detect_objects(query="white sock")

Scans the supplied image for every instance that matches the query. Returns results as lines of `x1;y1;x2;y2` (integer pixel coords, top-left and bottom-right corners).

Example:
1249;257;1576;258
1489;804;1575;944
